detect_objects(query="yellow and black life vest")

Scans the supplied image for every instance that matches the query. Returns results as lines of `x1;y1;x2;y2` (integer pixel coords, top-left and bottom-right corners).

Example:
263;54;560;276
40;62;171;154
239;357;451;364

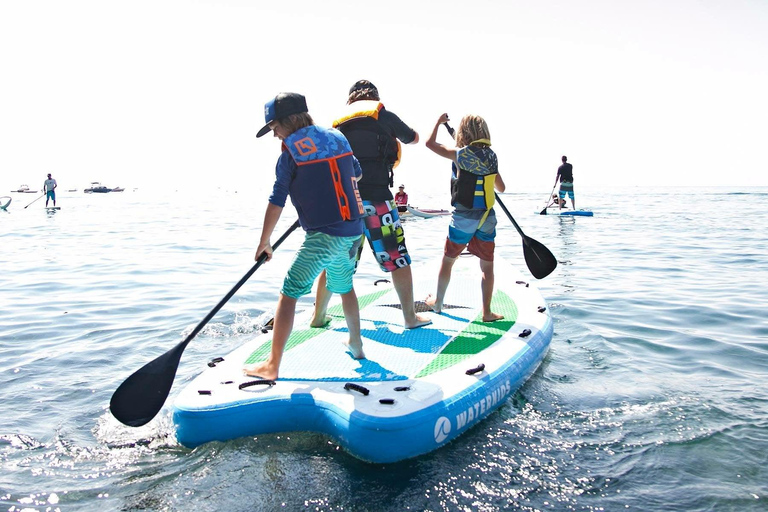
333;101;402;187
451;144;498;212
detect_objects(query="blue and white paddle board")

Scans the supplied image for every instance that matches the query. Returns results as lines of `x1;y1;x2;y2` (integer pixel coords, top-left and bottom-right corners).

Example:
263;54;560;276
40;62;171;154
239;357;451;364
539;208;593;216
172;254;553;463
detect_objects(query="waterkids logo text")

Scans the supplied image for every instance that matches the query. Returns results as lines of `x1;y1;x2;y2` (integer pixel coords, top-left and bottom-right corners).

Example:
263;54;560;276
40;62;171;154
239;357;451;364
432;379;512;444
455;380;512;431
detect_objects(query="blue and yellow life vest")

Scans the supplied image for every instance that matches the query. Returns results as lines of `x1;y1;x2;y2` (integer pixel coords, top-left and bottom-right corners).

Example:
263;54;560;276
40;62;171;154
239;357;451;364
451;144;498;216
333;100;402;187
284;125;365;230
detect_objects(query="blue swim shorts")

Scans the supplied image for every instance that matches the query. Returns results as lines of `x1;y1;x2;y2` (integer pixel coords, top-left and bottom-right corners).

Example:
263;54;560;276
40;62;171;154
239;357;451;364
559;182;574;200
281;231;362;299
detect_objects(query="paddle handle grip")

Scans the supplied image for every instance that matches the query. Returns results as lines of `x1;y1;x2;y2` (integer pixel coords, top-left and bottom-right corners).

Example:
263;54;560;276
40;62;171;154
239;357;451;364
443;122;455;138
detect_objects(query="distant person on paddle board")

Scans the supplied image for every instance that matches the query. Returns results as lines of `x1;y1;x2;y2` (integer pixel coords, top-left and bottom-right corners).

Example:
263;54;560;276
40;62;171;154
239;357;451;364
311;80;431;330
553;156;575;210
43;173;57;207
424;113;506;322
394;184;408;212
245;92;367;380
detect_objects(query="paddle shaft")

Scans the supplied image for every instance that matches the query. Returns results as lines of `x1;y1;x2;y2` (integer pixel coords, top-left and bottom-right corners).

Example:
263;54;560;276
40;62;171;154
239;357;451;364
24;193;45;208
443;121;455;138
494;193;526;238
182;220;300;344
167;217;300;352
540;182;558;214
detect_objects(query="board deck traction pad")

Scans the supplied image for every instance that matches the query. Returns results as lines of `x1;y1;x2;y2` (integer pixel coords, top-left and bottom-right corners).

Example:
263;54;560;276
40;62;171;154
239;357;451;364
242;279;520;382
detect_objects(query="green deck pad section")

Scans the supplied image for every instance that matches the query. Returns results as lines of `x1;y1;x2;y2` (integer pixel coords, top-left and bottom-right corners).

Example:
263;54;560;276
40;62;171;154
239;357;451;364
325;287;391;319
415;290;518;378
244;288;391;364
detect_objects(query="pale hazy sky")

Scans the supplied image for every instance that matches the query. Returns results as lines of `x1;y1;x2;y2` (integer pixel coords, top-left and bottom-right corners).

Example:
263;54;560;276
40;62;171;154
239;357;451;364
2;0;767;194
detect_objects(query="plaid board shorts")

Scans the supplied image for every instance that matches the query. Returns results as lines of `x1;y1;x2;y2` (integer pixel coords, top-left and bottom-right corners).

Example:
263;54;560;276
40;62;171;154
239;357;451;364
357;199;411;272
445;209;497;261
281;231;362;299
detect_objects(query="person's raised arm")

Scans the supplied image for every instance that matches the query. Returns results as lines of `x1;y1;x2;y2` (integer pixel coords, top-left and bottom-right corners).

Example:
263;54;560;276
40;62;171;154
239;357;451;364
425;114;457;162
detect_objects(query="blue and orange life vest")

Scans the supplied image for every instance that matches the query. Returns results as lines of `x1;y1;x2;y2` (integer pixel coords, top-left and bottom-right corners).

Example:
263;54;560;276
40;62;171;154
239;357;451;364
451;144;498;214
284;125;365;230
333;100;402;188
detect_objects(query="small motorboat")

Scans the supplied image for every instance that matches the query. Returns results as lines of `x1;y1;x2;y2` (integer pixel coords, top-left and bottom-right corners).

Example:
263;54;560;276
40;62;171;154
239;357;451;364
84;182;112;193
12;185;37;193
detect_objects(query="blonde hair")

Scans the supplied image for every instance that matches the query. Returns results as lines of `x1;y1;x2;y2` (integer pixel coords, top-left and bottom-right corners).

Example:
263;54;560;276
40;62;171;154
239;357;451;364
276;112;314;134
455;114;491;148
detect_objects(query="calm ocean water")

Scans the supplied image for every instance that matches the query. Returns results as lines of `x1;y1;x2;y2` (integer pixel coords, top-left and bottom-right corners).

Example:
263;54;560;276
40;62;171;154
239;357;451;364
1;186;766;511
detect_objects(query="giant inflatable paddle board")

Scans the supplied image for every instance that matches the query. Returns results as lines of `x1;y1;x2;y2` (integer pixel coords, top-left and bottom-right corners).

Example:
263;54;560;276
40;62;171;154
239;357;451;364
173;254;553;463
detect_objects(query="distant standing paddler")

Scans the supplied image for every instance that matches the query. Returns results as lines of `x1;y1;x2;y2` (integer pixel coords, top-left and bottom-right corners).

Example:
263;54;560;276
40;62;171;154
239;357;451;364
553;156;575;210
44;173;57;207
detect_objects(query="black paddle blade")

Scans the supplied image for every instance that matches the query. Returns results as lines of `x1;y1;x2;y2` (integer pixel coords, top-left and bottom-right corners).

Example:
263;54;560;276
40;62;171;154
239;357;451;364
110;340;187;426
522;235;558;279
539;208;547;215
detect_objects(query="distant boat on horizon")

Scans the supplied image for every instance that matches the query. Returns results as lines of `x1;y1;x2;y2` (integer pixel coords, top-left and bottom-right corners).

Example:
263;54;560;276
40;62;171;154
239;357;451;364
11;184;38;193
84;182;112;193
111;186;125;192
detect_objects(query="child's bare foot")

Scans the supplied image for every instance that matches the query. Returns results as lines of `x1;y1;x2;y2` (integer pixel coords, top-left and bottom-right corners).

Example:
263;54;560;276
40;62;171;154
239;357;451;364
424;294;442;314
309;314;331;328
243;361;278;380
482;312;504;322
344;339;366;360
405;314;432;329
